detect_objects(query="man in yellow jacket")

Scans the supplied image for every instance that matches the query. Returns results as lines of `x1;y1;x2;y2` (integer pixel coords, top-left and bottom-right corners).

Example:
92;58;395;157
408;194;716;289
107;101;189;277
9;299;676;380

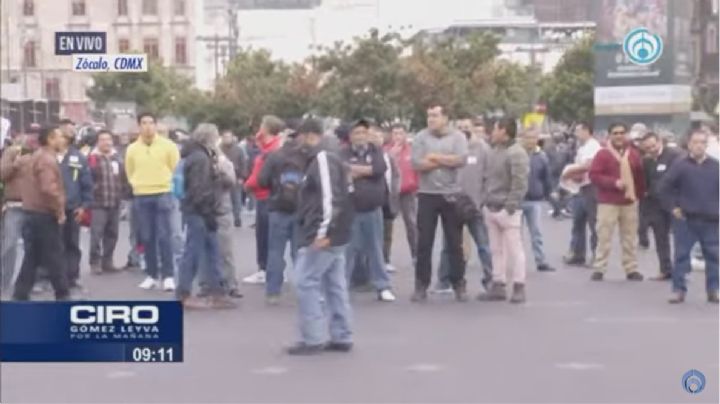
125;112;180;291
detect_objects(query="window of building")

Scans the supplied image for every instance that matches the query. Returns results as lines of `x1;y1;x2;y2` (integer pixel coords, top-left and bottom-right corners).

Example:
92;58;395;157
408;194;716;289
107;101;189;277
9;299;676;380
118;0;128;16
24;41;36;68
72;0;86;16
174;0;186;16
174;37;187;65
142;0;158;15
45;78;61;100
23;0;34;16
118;39;130;53
707;24;718;53
143;38;159;59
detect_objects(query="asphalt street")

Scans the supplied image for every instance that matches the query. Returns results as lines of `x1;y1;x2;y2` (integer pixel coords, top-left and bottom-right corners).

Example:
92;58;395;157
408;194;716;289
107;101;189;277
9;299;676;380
1;209;718;403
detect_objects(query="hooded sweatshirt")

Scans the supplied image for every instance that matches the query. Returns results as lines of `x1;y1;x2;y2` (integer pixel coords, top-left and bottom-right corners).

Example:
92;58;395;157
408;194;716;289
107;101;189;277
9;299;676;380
244;132;282;201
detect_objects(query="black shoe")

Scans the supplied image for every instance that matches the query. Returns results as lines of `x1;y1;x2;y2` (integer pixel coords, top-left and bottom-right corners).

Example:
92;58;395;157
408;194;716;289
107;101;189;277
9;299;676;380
228;289;244;299
286;342;324;356
708;291;719;304
668;291;686;304
410;288;428;303
453;283;468;302
639;242;650;250
590;272;604;281
626;272;644;281
537;264;556;272
234;218;242;228
324;341;353;352
563;256;586;267
477;282;506;301
509;283;526;304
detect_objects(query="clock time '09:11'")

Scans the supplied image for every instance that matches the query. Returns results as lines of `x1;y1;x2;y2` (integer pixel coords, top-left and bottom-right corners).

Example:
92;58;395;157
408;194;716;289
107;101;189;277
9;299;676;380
131;346;175;362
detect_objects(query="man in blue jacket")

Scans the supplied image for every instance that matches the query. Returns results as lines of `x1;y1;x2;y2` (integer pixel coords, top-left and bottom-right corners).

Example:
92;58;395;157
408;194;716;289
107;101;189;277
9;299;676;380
521;128;556;272
57;120;93;290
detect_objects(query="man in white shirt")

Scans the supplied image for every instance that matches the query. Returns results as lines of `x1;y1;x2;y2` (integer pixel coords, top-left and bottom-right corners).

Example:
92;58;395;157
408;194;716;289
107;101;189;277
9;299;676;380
562;122;601;266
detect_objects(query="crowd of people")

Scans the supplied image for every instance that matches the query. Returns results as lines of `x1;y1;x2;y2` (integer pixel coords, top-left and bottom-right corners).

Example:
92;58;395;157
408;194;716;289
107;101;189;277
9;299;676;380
0;104;718;355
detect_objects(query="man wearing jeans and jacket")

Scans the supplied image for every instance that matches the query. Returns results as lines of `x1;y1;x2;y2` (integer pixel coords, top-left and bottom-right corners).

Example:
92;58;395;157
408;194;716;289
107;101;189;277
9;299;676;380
521;128;556;272
388;124;419;263
287;119;354;355
478;118;529;303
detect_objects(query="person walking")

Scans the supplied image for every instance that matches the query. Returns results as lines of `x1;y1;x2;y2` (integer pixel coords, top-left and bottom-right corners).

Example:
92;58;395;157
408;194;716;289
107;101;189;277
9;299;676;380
87;130;124;274
243;116;285;284
176;123;236;309
521;127;556;272
410;104;469;302
287;119;354;355
340;119;396;302
388;124;419;263
477;118;530;303
589;122;646;282
12;126;70;301
125;112;180;291
662;130;719;303
640;131;683;281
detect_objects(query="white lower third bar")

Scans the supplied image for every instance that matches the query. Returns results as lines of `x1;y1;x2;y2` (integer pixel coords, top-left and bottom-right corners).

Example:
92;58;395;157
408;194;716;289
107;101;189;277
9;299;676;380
72;54;148;73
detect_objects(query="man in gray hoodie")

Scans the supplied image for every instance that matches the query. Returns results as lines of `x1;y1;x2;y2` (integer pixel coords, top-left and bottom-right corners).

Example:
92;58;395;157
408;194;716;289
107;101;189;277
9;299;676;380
478;117;530;303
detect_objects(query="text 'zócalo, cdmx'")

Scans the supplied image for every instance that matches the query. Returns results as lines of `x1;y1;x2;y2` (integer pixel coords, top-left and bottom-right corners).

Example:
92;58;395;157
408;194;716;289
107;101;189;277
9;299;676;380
72;54;148;73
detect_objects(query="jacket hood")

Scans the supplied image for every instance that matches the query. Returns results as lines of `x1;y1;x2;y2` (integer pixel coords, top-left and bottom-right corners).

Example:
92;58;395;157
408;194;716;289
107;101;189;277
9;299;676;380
181;140;208;158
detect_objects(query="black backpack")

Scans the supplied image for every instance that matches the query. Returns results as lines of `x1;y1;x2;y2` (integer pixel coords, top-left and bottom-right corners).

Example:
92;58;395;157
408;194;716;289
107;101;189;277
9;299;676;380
274;159;305;213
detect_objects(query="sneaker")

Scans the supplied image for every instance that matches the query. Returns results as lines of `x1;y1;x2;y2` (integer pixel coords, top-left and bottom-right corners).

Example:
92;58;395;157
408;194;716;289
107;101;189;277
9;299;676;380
378;289;396;302
385;264;397;273
477;282;506;302
590;272;604;281
708;291;719;304
163;277;176;291
138;277;160;290
668;291;686;304
242;271;266;284
626;272;644;281
209;295;237;309
286;342;324;356
410;288;428;303
537;264;556;272
324;341;353;352
266;295;281;306
430;283;453;294
32;280;50;294
509;283;526;304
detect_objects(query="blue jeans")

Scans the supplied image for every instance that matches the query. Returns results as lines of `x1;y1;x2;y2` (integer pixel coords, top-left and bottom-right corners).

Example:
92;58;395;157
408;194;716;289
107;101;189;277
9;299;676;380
294;245;352;346
1;206;24;294
134;193;174;279
671;217;719;294
177;214;223;297
266;211;298;296
438;214;493;288
345;208;390;291
170;198;185;275
522;201;547;267
569;186;597;259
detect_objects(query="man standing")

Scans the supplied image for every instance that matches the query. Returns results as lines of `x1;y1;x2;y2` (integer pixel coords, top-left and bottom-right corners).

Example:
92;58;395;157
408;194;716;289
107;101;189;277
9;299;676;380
562;122;601;266
388;124;418;264
589;122;646;281
477;118;530;303
57;123;93;290
662;130;719;303
125;112;180;291
220;130;247;227
411;104;469;302
374;127;400;274
521;128;556;272
244;116;285;285
12;126;70;301
88;130;124;274
340;120;395;302
287;119;354;355
436;117;494;291
640;132;683;281
258;130;306;304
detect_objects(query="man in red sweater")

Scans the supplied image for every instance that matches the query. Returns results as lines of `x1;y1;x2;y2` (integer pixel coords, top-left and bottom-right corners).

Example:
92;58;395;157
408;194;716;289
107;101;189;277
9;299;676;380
589;122;646;281
243;115;285;284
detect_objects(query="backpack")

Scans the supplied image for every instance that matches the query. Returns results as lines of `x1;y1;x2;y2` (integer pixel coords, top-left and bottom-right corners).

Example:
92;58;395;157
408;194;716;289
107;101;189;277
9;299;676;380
172;159;186;200
274;159;304;213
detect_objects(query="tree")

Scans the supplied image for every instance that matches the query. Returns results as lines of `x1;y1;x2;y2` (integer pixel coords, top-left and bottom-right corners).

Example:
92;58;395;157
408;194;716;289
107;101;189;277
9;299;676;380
540;35;594;124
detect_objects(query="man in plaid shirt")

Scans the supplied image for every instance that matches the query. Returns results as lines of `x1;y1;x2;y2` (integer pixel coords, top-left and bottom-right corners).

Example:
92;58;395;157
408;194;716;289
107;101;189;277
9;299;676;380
88;130;126;274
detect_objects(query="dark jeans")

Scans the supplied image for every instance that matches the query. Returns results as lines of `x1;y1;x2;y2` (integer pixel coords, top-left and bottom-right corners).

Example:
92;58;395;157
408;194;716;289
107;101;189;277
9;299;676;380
438;214;493;288
61;209;82;284
569;185;598;260
638;199;650;247
134;193;174;279
13;211;69;300
266;211;298;296
229;184;243;222
177;213;223;298
255;199;269;271
382;217;394;264
89;207;120;267
416;193;465;290
647;206;673;275
671;217;719;294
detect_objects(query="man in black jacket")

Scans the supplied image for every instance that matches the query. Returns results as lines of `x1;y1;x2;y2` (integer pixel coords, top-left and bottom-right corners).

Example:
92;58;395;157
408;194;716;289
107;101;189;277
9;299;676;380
641;132;683;281
287;119;354;355
176;123;236;310
339;119;396;302
258;132;307;304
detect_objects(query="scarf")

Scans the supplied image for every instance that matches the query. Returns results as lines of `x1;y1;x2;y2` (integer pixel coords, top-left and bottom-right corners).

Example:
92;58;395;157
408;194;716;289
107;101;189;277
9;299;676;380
607;146;636;202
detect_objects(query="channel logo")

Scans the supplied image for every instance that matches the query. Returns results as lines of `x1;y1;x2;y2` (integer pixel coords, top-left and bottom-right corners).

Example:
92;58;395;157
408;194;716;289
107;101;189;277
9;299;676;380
682;369;706;395
623;27;664;66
